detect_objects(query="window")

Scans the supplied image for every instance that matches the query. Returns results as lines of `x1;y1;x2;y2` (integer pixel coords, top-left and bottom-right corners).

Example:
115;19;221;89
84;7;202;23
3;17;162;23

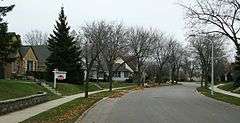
12;62;18;73
27;61;33;71
124;72;129;78
113;72;121;78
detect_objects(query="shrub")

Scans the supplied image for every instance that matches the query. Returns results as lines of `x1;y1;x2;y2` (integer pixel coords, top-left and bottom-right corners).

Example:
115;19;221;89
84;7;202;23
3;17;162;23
26;71;48;80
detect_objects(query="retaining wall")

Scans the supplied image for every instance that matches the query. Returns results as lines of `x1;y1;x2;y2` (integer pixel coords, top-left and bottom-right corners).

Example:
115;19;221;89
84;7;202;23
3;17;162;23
0;92;48;115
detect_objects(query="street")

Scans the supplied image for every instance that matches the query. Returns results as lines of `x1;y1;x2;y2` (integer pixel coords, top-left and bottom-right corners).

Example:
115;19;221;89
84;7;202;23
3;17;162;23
78;83;240;123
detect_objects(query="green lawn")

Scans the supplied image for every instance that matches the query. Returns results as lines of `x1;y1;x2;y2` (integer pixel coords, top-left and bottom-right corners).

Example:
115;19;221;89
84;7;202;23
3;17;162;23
0;80;60;101
0;79;135;101
21;90;129;123
197;87;240;106
218;83;240;94
55;83;101;96
53;82;135;96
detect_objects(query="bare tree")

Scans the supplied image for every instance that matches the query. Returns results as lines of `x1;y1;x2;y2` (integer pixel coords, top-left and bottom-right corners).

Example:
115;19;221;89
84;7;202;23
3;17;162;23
181;51;198;82
167;39;184;84
81;21;108;97
24;30;48;45
99;22;128;91
181;0;240;80
153;35;177;83
181;0;240;54
189;34;227;87
127;27;158;85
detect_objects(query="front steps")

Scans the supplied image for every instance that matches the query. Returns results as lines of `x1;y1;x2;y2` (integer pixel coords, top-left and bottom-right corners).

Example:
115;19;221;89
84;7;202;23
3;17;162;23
38;81;62;96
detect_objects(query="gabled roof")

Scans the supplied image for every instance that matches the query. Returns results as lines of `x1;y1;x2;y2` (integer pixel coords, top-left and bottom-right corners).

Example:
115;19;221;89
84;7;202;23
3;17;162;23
31;45;50;63
19;45;50;63
121;55;138;72
82;55;134;73
113;63;132;72
19;46;30;57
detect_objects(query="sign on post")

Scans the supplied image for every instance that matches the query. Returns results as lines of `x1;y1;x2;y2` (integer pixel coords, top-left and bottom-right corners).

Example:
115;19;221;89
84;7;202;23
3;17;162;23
52;69;67;88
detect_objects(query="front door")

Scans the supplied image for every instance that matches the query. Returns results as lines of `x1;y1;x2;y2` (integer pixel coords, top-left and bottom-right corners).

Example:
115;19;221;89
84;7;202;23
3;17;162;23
27;61;33;71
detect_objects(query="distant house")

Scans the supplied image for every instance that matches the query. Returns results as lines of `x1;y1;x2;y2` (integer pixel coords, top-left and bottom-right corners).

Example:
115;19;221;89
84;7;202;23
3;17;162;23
3;44;136;82
3;45;50;79
83;56;136;82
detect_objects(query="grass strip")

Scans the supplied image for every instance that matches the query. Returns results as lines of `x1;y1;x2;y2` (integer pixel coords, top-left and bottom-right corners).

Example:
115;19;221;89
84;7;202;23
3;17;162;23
197;87;240;106
21;86;139;123
218;83;240;94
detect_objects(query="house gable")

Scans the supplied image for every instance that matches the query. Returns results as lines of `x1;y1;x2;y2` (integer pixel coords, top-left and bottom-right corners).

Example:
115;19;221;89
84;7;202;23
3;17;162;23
115;57;134;72
23;47;38;61
22;47;38;72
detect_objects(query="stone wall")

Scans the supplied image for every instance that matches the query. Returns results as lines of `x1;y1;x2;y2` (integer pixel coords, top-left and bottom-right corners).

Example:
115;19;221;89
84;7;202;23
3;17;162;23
0;92;48;115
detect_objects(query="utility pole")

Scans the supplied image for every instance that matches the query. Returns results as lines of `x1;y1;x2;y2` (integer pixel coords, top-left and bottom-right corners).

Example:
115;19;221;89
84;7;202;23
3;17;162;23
211;39;214;96
189;34;214;95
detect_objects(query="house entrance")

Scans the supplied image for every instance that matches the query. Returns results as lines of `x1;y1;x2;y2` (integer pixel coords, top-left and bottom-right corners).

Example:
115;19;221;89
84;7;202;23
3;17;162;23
27;61;33;71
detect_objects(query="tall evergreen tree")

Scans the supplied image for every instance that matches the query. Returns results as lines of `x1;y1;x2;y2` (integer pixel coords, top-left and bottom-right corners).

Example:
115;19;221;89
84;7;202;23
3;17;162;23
0;2;20;79
47;7;83;84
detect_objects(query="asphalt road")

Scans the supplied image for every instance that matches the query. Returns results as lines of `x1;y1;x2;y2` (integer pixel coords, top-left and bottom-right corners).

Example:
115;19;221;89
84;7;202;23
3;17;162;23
78;83;240;123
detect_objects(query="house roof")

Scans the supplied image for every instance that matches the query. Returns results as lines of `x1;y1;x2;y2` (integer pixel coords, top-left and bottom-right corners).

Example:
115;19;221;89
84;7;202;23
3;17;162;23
83;56;133;73
19;46;31;57
19;45;50;63
113;63;131;72
31;45;50;63
121;55;138;71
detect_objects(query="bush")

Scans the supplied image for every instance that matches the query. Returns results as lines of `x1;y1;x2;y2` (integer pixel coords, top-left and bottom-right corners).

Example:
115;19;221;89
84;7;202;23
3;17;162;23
26;71;48;80
125;79;133;83
10;73;26;80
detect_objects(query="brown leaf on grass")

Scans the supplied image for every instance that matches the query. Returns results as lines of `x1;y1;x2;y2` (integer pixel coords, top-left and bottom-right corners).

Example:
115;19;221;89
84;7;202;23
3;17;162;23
109;91;127;98
56;100;97;122
132;86;144;91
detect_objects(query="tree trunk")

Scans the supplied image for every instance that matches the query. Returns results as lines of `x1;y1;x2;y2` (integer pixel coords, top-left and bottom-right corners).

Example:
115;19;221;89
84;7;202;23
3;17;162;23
171;66;176;84
96;60;101;84
176;66;180;83
204;72;209;88
84;71;90;98
96;67;99;84
137;64;142;86
109;72;113;91
157;66;163;83
201;70;204;87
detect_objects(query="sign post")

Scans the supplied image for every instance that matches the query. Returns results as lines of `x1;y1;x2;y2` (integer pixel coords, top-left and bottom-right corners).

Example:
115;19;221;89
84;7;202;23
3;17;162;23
52;69;67;88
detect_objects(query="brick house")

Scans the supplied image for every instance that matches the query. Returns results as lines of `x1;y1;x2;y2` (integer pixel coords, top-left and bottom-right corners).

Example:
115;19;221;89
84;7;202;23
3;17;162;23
2;45;50;79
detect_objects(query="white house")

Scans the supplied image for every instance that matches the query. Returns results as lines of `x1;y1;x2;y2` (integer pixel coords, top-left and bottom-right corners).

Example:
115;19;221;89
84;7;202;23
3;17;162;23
83;57;134;82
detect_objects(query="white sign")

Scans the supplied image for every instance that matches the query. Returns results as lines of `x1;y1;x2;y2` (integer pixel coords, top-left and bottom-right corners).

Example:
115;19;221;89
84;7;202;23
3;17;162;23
52;69;67;88
55;71;67;80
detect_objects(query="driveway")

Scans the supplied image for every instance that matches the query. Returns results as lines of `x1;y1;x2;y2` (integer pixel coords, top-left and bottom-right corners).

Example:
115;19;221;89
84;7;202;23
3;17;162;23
77;83;240;123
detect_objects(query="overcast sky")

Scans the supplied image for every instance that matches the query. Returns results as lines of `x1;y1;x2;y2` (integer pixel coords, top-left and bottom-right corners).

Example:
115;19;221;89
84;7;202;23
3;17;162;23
2;0;188;42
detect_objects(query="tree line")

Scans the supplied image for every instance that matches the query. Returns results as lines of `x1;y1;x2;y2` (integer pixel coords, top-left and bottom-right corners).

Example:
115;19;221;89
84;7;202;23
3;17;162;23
181;0;240;86
0;0;235;98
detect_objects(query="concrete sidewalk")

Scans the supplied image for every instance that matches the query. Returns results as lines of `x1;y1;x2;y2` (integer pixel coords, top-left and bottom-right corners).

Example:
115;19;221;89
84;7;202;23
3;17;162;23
211;84;240;98
0;86;131;123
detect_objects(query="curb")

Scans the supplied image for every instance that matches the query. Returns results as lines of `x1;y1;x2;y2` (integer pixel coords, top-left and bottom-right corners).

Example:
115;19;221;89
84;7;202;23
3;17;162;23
76;97;109;123
75;86;137;123
210;84;240;98
195;87;240;107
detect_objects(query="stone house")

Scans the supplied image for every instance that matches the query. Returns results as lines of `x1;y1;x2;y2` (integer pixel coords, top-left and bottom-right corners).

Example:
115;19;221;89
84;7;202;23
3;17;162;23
2;45;50;79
